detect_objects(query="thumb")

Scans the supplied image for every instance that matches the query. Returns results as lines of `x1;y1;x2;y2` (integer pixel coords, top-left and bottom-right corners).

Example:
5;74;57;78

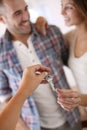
42;24;47;36
56;88;62;93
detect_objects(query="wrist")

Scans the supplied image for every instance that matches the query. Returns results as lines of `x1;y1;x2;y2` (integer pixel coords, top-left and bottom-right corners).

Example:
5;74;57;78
17;86;30;102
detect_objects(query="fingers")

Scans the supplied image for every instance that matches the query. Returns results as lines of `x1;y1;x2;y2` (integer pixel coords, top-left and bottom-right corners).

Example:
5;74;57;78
35;64;51;83
27;64;51;83
56;88;81;111
27;64;50;73
42;22;48;36
57;88;79;98
36;64;51;72
57;96;81;111
20;65;51;96
35;16;48;36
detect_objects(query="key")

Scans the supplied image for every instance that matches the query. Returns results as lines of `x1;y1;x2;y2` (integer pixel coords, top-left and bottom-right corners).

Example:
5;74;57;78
45;74;56;92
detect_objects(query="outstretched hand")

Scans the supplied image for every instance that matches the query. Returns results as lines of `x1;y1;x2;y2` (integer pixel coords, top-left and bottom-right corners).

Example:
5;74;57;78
19;64;51;96
0;64;50;130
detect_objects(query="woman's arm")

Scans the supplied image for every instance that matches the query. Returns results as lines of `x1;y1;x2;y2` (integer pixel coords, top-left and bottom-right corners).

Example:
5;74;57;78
0;64;50;130
80;94;87;106
35;16;49;36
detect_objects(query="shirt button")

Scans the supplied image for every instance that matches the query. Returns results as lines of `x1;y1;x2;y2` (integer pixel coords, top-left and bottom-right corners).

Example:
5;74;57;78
19;43;22;46
32;59;35;62
29;50;32;53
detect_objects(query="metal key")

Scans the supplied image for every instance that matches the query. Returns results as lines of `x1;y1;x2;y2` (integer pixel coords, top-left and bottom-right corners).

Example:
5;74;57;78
45;74;56;92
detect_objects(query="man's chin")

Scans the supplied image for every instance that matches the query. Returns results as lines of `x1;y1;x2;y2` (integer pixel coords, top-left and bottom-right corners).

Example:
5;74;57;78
21;30;32;35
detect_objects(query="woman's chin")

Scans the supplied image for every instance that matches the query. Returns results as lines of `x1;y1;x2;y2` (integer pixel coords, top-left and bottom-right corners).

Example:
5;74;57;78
65;22;72;27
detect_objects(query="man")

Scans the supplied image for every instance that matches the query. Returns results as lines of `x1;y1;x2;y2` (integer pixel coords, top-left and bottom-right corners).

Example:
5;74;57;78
0;0;82;130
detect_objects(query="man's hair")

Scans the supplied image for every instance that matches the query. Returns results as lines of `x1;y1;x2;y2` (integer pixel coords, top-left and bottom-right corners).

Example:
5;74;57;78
0;0;5;15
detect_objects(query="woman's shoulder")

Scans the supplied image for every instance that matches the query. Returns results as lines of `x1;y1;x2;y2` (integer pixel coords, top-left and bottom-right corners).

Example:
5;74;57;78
64;29;75;43
64;29;75;40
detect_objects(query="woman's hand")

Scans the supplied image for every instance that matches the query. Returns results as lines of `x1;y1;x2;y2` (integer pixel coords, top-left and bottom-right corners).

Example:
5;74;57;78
35;16;49;36
56;88;81;111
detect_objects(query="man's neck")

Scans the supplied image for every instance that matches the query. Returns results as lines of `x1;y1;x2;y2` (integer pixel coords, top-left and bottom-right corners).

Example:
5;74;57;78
11;33;31;46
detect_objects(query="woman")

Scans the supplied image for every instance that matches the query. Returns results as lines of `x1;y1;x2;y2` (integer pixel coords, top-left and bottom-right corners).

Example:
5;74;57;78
35;0;87;110
57;0;87;110
0;64;50;130
61;0;87;94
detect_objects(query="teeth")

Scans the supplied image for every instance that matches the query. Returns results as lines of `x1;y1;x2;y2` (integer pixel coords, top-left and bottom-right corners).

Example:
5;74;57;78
64;17;70;21
22;21;29;26
64;18;68;20
22;23;29;26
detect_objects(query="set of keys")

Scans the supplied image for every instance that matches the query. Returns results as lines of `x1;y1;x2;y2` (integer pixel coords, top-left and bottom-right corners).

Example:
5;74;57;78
35;71;56;92
45;74;56;92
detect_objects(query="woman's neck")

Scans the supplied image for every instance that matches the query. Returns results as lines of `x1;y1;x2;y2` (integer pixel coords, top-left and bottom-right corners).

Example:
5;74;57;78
75;22;87;36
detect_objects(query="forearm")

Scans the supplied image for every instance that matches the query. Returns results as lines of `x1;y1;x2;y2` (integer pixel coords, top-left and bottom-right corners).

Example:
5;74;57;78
80;94;87;106
15;118;29;130
0;88;29;130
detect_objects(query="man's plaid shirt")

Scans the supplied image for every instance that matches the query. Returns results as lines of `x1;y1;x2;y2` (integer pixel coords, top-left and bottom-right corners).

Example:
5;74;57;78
0;24;80;130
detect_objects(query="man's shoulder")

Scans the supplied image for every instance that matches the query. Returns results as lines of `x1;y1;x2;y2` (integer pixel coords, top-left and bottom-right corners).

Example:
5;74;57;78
42;24;63;39
0;31;7;42
0;35;4;48
0;30;10;46
48;24;61;33
0;30;11;44
0;32;9;55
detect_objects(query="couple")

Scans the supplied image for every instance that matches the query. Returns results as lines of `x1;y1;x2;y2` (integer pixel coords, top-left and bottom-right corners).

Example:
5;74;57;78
0;0;86;130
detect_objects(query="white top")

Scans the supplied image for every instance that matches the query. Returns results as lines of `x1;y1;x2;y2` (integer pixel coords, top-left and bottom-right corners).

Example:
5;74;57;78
13;36;66;128
68;39;87;94
63;66;76;88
